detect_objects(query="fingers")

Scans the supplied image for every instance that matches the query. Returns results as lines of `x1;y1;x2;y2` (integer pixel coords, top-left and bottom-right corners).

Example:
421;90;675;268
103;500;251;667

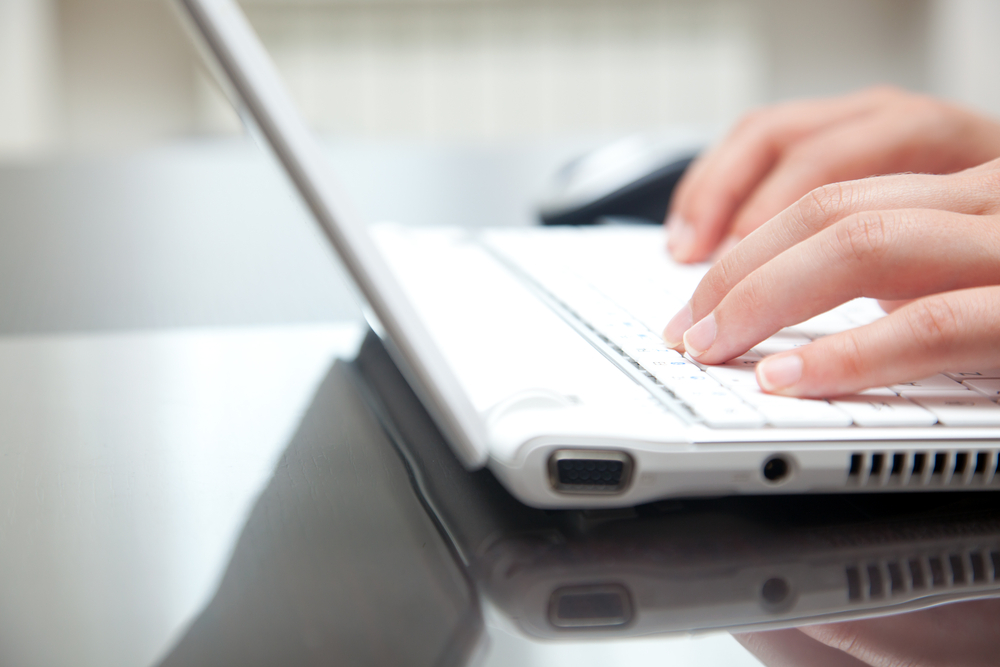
662;169;1000;349
725;108;951;241
799;599;1000;667
733;630;871;667
668;89;1000;264
756;286;1000;398
679;209;1000;365
739;599;1000;667
667;90;890;262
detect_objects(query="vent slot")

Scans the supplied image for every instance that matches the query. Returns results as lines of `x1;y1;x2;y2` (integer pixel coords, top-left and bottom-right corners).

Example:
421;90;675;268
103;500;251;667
955;453;969;476
908;558;926;590
890;453;905;476
970;552;987;582
929;556;946;587
847;450;1000;487
870;454;885;477
846;547;1000;603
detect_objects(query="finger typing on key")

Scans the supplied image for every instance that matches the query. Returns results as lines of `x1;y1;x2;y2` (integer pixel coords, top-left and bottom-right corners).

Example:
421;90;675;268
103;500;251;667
660;88;1000;399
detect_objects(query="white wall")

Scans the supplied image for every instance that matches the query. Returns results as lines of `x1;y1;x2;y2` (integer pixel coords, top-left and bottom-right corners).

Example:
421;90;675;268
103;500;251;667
0;0;998;158
0;0;60;156
58;0;201;150
928;0;1000;117
246;1;766;141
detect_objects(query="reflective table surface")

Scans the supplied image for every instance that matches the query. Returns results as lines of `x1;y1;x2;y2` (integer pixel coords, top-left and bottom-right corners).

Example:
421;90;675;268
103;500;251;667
2;142;999;666
5;324;1000;667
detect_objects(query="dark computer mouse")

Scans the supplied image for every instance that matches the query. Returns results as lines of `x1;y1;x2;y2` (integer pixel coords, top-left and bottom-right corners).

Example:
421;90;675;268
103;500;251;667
538;135;701;226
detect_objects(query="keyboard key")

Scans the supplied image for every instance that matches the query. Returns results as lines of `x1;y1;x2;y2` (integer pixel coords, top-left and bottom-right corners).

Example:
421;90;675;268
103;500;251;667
830;395;938;427
702;364;762;393
741;390;853;427
946;369;1000;380
907;394;1000;426
663;370;727;397
892;375;969;394
644;357;708;384
612;329;669;357
704;365;852;427
795;310;856;339
487;227;1000;431
626;346;683;369
964;379;1000;400
722;352;762;367
753;331;812;356
662;377;766;428
859;387;899;397
687;397;767;428
640;359;762;426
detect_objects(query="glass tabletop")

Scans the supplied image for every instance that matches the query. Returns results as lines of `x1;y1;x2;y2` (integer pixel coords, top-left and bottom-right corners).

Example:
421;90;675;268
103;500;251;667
159;329;1000;667
2;321;999;667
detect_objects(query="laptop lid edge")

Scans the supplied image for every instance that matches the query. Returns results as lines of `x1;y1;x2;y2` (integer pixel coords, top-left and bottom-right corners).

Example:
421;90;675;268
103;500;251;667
177;0;490;468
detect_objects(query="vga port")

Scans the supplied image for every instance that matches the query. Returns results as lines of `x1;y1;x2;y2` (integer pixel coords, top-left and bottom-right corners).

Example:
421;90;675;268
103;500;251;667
548;450;633;494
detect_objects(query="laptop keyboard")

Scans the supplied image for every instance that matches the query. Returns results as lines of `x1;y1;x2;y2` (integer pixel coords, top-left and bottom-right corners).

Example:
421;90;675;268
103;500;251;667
484;226;1000;429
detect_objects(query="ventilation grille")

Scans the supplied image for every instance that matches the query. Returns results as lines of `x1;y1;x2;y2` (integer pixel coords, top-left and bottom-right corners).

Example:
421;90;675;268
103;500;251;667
847;450;1000;487
846;548;1000;602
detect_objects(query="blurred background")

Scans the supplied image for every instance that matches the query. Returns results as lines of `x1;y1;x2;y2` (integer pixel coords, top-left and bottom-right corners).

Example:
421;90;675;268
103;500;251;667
2;0;999;158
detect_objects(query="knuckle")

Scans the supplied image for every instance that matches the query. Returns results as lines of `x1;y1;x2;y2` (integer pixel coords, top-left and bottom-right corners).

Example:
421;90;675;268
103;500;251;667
695;262;733;308
711;254;736;294
828;329;869;380
904;298;962;352
729;271;771;317
831;211;895;265
975;169;1000;207
786;183;850;236
806;183;850;219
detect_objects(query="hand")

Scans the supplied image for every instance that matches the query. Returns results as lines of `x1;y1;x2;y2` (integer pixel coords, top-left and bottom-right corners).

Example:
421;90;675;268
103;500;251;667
666;87;1000;263
662;159;1000;398
734;598;1000;667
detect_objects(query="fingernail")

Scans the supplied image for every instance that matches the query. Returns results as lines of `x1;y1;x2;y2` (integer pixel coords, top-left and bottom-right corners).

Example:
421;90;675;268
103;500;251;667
683;312;716;358
666;214;695;261
663;302;693;348
757;354;803;393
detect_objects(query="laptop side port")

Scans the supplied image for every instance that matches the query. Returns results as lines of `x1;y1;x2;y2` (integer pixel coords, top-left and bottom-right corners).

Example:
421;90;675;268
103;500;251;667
548;449;633;494
548;584;633;629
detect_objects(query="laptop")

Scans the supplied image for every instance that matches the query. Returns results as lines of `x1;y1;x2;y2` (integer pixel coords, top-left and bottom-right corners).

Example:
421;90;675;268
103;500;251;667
354;330;1000;636
178;0;1000;509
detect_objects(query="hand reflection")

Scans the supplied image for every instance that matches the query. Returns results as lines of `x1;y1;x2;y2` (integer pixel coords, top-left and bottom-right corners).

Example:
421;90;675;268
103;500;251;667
734;598;1000;667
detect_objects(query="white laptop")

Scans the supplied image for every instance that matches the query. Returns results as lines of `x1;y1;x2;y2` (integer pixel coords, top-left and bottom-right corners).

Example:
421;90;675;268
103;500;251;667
179;0;1000;508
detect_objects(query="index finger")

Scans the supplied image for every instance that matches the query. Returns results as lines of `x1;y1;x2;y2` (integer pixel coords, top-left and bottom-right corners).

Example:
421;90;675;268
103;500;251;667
662;171;986;347
667;89;893;262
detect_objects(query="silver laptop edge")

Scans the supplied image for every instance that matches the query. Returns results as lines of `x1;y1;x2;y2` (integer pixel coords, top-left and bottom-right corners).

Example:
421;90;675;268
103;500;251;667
177;0;489;468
